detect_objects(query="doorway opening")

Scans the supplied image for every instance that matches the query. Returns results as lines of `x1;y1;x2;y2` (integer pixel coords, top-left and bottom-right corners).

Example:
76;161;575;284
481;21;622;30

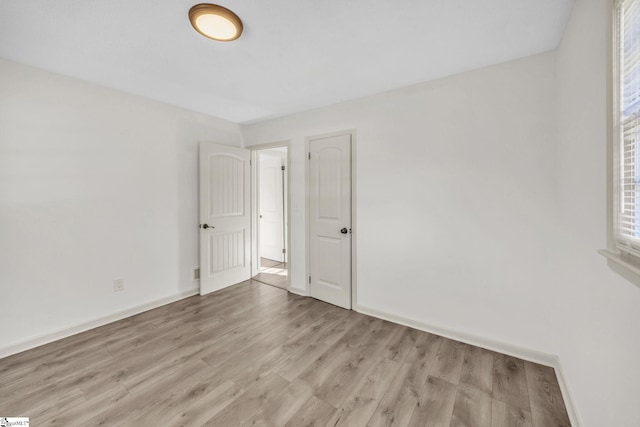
251;145;289;290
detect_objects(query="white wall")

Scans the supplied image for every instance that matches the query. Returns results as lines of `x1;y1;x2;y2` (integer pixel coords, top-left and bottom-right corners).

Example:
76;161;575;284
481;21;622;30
243;53;563;353
0;59;242;350
555;0;640;426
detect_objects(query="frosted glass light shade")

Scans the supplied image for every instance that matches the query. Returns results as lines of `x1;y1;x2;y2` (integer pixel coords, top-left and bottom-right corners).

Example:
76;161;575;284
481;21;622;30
189;4;243;42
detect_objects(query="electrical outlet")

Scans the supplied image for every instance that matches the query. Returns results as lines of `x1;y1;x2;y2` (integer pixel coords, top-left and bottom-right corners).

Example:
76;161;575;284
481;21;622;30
113;278;124;292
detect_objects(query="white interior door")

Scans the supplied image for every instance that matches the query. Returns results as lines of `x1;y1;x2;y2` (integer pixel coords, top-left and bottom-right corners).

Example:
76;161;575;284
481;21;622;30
308;134;352;309
199;143;251;295
259;153;285;263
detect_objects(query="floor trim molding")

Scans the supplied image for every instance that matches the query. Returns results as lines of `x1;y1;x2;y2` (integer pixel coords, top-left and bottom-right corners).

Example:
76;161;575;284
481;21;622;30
355;304;582;427
0;288;199;359
552;355;583;427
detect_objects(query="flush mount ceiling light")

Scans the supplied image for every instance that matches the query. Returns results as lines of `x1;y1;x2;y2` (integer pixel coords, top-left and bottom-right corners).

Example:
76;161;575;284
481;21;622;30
189;3;243;42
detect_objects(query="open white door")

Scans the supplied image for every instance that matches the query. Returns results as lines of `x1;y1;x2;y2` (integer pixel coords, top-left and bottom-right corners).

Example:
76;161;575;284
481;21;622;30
308;134;352;309
259;153;285;263
199;143;251;295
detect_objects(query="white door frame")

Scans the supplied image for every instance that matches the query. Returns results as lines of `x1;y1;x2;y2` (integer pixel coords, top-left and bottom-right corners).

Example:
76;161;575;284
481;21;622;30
250;141;291;291
305;130;357;309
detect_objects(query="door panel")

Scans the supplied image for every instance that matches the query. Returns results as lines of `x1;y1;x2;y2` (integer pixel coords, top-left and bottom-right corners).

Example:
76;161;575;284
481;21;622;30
317;236;343;288
199;143;251;295
318;148;342;219
208;155;244;217
208;230;245;274
309;134;352;309
259;153;285;262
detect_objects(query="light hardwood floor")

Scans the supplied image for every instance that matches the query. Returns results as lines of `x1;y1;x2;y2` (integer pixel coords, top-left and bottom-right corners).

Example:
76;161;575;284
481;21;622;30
0;280;571;426
253;257;288;289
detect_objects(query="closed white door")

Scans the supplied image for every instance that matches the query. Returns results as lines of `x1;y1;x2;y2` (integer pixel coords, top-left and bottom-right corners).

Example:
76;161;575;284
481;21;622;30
308;134;352;309
259;153;285;262
199;143;251;295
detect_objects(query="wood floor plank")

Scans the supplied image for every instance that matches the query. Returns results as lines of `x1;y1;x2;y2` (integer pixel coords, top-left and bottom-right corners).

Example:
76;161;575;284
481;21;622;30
195;300;318;385
367;330;442;427
79;330;203;399
82;360;208;425
260;258;283;268
337;314;384;346
524;362;571;427
460;345;494;395
0;324;131;381
492;355;531;412
165;380;245;427
327;356;402;427
35;384;131;427
103;320;200;356
199;323;287;370
1;349;114;411
273;315;352;382
350;318;401;349
203;372;289;426
16;386;86;421
169;298;295;364
164;284;285;332
84;343;196;398
314;321;397;408
407;375;457;427
382;327;421;363
215;331;291;389
232;309;350;389
241;378;314;426
430;337;466;385
294;316;381;391
277;301;344;339
120;349;201;396
284;395;336;427
405;331;443;366
133;370;233;426
366;361;419;427
368;332;438;427
0;341;114;387
253;272;288;289
491;399;533;427
298;342;359;395
450;384;492;427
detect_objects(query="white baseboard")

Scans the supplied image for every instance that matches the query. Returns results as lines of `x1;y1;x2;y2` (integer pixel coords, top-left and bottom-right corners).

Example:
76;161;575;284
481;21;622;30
551;354;583;427
355;304;556;364
355;304;581;427
0;288;199;359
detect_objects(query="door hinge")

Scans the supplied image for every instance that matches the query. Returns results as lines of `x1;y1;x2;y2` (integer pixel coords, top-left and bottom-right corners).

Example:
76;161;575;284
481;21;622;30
282;248;286;254
281;165;285;171
308;276;311;284
249;159;252;166
308;152;311;160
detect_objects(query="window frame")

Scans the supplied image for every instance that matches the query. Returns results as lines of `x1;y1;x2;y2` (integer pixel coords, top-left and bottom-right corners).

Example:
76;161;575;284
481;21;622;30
613;0;640;254
601;0;640;284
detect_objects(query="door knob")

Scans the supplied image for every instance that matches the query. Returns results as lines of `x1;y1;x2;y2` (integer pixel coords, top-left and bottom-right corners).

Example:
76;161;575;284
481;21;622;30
340;228;348;234
202;224;214;229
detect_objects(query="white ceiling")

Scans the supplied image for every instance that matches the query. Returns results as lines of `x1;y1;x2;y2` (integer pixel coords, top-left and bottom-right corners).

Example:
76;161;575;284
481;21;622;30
0;0;574;124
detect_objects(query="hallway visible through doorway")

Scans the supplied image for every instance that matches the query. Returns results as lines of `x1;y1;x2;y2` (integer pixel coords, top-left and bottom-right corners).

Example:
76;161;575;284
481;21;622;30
252;145;289;290
252;257;288;289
